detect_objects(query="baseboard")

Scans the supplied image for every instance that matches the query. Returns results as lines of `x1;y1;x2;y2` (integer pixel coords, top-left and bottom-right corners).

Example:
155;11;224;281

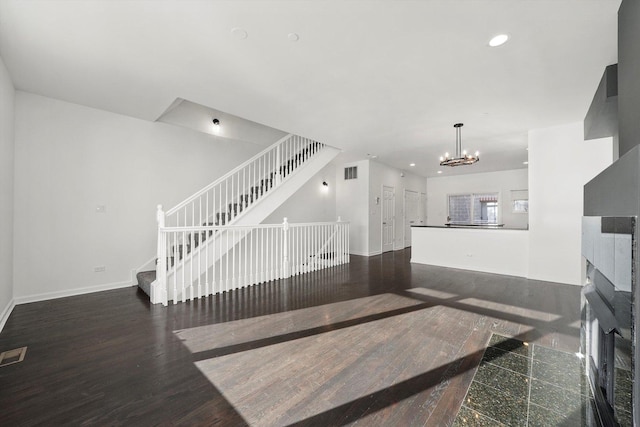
0;299;16;333
350;250;383;257
14;280;134;305
349;250;371;257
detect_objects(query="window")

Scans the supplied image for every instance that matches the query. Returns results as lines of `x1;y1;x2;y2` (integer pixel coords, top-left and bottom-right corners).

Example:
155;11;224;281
344;166;358;180
448;193;499;225
511;190;529;213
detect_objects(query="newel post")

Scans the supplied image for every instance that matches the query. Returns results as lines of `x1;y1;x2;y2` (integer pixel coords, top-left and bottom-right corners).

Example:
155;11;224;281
282;217;291;278
156;204;168;305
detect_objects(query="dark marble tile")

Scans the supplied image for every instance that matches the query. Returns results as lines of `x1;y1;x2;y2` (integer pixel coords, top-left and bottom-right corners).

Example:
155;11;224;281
532;345;583;372
488;334;532;358
531;359;586;392
481;346;531;377
529;379;587;415
615;367;633;415
617;408;633;427
463;381;527;427
453;405;505;426
474;361;529;399
527;402;585;427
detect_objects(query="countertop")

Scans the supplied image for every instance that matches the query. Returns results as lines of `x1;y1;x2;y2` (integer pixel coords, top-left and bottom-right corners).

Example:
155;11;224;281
412;224;528;231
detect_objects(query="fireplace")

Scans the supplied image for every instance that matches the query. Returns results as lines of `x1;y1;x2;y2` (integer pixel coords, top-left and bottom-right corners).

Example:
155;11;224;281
582;216;635;426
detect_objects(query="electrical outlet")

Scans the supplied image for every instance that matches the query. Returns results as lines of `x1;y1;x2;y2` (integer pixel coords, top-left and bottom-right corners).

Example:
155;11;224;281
94;266;106;272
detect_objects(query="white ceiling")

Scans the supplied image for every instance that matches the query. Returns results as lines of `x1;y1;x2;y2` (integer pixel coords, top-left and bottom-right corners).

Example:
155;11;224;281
0;0;620;177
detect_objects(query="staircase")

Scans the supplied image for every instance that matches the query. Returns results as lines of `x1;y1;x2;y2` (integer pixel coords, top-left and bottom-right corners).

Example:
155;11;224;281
136;134;347;305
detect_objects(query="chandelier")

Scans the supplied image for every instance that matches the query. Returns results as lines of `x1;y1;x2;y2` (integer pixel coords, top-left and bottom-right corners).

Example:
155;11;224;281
439;123;479;167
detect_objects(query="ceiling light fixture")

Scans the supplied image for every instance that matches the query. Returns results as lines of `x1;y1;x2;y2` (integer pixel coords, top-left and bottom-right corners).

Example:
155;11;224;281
439;123;479;167
212;118;220;127
489;34;509;47
410;163;416;167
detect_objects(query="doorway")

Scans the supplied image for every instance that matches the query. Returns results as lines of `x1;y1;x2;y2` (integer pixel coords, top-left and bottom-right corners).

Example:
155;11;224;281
382;185;395;253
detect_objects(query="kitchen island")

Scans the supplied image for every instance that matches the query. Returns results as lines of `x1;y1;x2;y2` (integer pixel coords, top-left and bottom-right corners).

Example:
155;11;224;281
411;225;529;278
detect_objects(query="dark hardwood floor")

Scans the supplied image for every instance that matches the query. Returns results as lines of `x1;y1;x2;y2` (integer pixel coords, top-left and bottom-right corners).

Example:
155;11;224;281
0;249;582;426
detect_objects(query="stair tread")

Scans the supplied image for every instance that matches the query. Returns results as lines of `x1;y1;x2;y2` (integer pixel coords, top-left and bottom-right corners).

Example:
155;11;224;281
137;270;156;296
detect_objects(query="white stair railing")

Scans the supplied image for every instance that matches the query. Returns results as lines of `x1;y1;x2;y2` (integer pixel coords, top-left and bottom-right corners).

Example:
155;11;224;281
154;218;350;306
165;134;325;228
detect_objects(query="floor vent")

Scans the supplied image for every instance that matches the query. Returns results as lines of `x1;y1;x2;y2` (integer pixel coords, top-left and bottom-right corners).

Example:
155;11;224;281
0;347;27;367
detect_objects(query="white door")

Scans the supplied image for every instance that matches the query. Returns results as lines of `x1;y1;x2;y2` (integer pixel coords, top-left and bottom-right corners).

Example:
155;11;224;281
382;186;395;253
404;190;420;247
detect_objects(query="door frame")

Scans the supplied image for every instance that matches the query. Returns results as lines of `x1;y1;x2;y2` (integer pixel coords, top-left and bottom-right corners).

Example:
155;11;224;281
381;185;395;253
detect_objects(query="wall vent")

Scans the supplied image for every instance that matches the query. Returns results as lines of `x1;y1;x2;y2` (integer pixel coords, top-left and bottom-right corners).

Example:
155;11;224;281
0;347;27;367
344;166;358;180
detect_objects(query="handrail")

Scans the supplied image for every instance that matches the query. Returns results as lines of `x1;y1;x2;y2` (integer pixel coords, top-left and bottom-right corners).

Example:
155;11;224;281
166;133;292;216
159;220;349;232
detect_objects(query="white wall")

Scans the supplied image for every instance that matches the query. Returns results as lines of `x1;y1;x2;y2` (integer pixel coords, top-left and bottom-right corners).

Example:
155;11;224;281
13;92;264;302
426;169;529;229
368;161;426;254
528;123;613;285
335;157;369;256
0;55;15;329
264;162;337;224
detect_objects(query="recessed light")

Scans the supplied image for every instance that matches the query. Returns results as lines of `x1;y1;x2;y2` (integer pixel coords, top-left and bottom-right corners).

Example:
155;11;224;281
410;163;416;167
437;171;442;174
231;28;248;40
489;34;509;47
287;33;299;42
523;161;528;165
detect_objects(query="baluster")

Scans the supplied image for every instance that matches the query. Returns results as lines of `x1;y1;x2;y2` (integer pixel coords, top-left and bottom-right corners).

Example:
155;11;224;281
267;227;272;281
337;217;341;264
261;227;265;283
225;229;229;292
205;222;209;297
276;143;282;185
244;227;248;287
252;229;256;284
283;218;290;279
315;225;319;271
189;230;194;301
232;228;237;290
156;205;168;306
225;177;228;224
181;230;185;303
172;233;177;304
305;226;310;274
212;226;217;294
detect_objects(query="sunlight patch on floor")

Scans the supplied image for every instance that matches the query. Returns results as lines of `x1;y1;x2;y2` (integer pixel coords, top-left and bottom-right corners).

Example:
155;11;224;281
193;306;467;426
174;293;424;354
